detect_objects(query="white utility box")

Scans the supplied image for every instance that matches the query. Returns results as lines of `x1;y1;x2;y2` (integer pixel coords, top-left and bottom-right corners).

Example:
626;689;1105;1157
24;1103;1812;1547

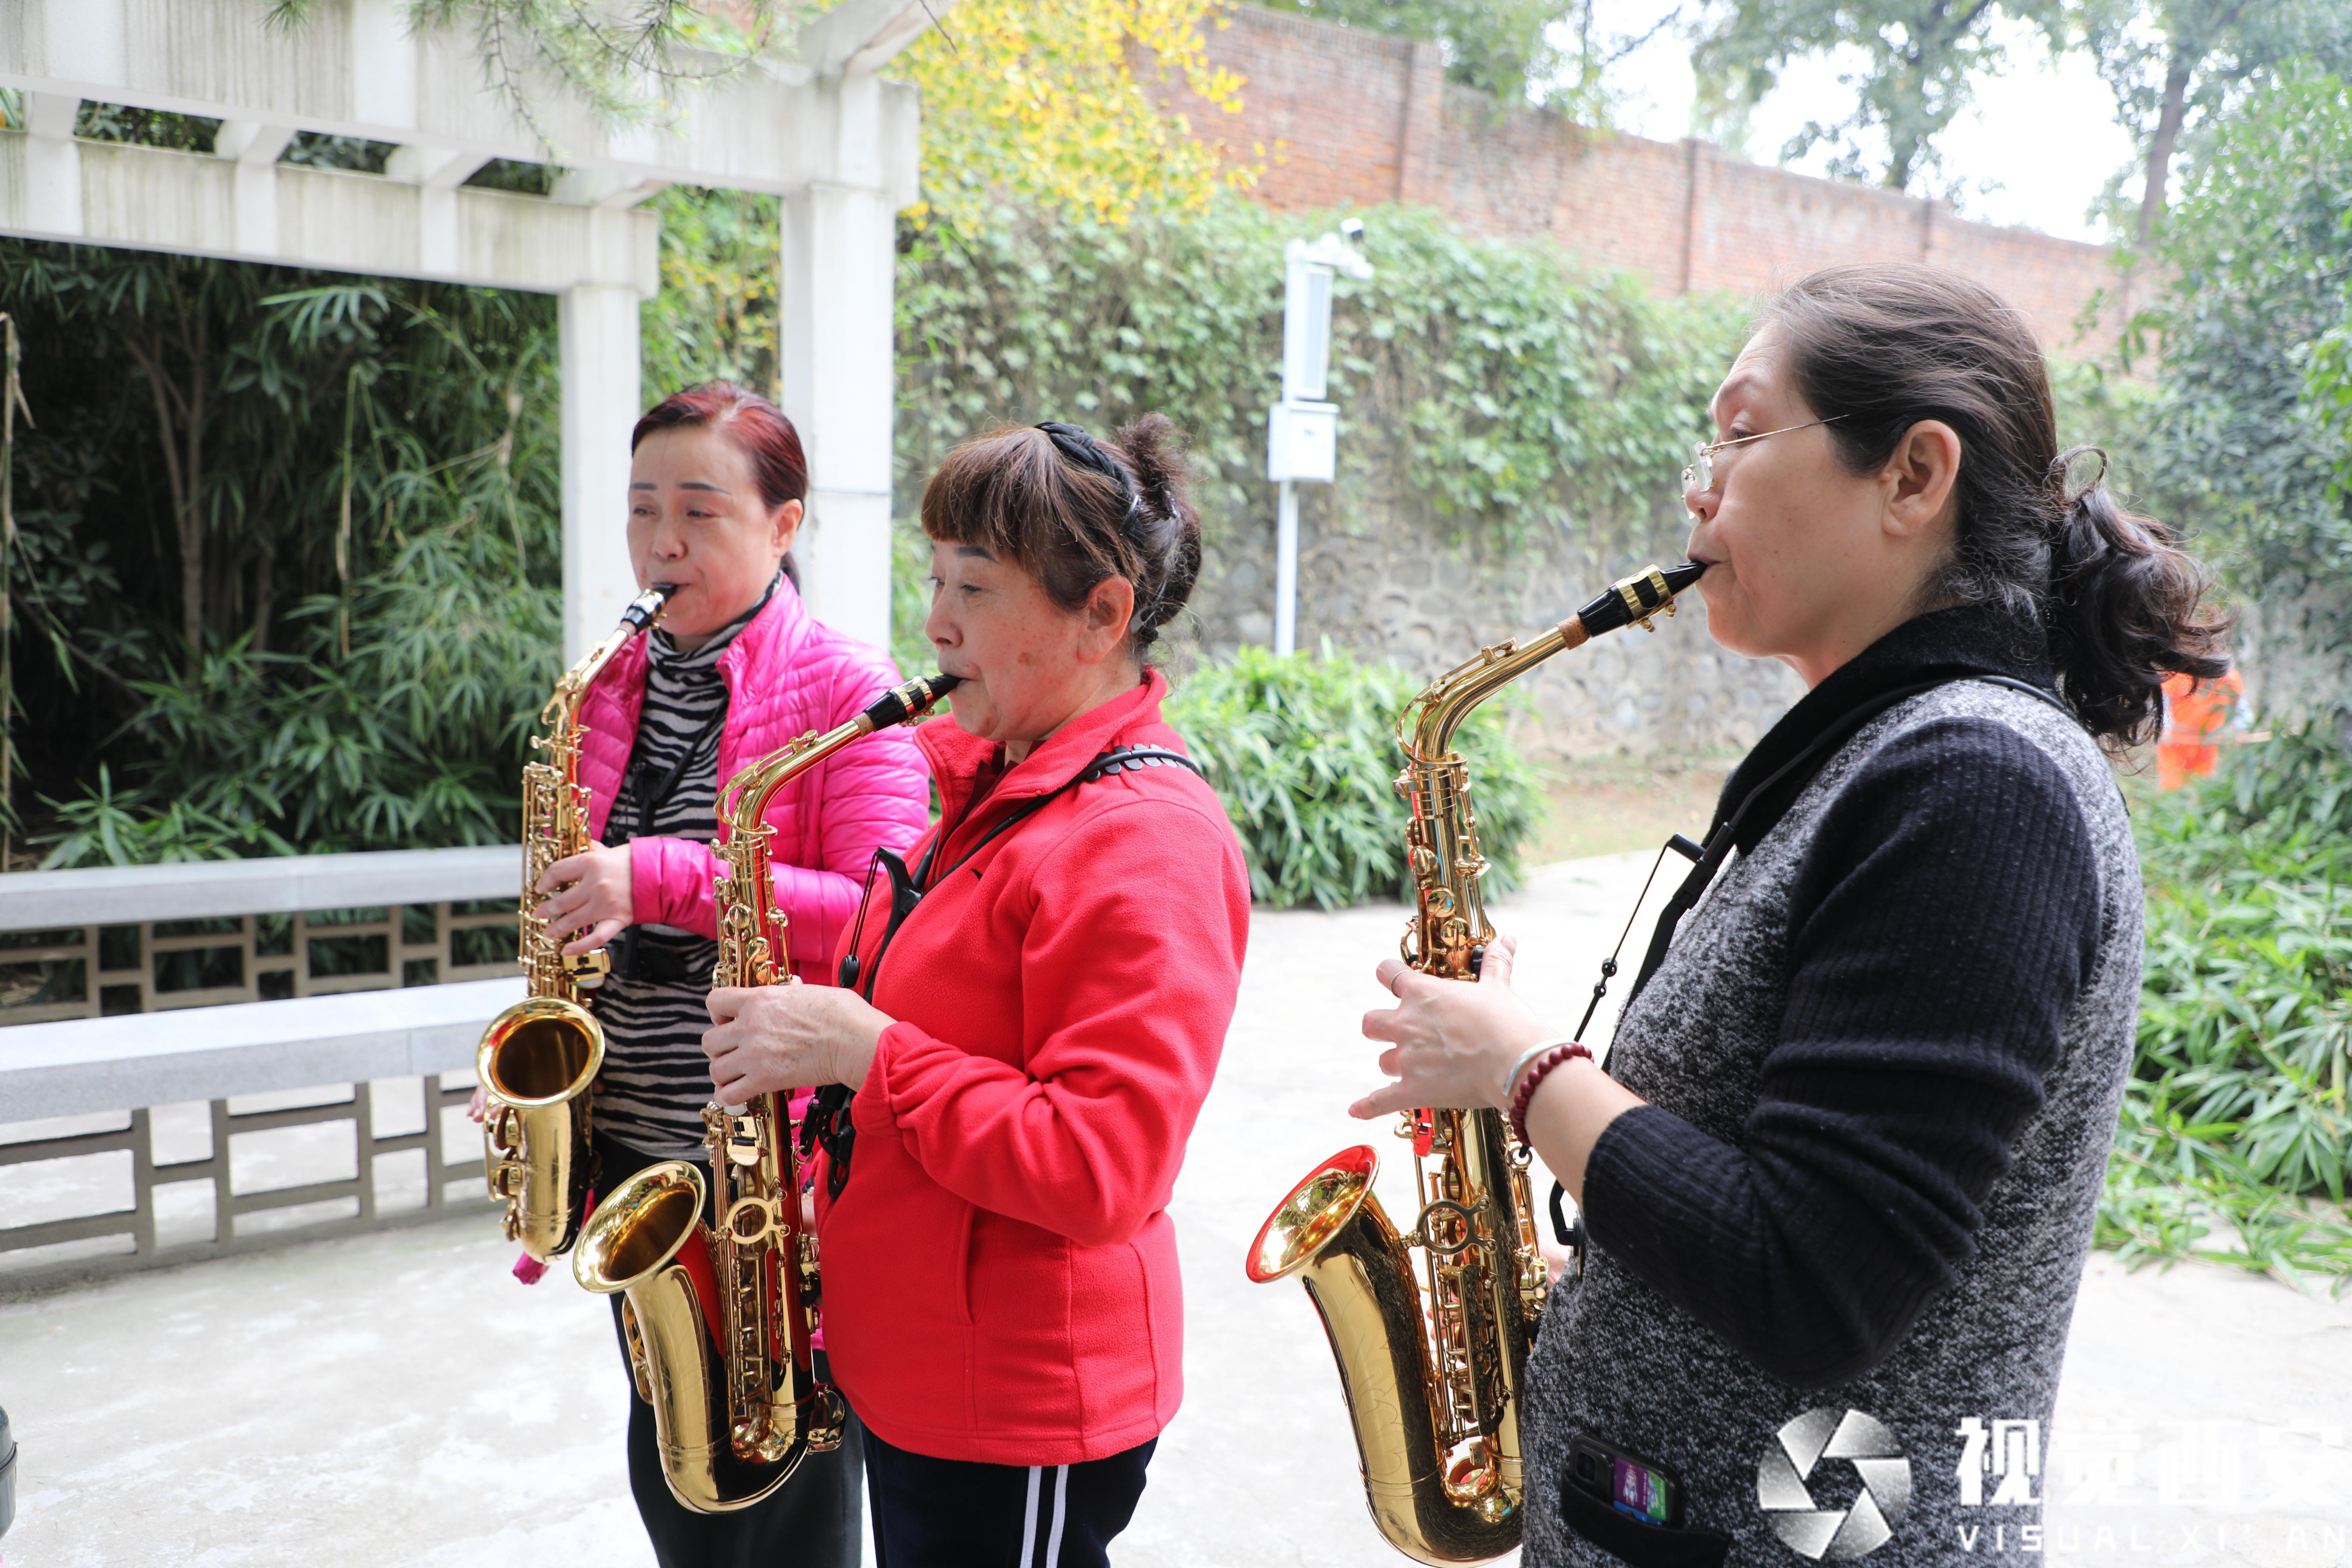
1267;401;1338;483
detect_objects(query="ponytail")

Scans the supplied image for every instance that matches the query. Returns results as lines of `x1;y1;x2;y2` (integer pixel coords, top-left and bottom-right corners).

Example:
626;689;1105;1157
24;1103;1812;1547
2046;451;2231;744
1763;265;2233;750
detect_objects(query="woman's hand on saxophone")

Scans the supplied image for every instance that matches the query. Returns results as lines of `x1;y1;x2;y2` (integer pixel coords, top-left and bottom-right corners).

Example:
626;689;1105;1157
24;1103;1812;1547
1353;935;1556;1119
1359;933;1650;1205
535;843;635;957
704;984;893;1103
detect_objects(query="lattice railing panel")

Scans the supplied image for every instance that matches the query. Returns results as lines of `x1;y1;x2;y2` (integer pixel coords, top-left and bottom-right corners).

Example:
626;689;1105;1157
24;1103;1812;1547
0;901;517;1025
0;1077;492;1281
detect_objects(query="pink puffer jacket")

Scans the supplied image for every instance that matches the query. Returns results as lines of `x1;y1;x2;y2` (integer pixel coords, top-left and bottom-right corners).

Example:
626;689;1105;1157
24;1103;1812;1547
576;576;931;978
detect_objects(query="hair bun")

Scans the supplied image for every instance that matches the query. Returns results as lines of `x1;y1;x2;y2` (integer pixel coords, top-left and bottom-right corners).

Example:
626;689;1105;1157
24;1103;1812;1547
1109;414;1203;648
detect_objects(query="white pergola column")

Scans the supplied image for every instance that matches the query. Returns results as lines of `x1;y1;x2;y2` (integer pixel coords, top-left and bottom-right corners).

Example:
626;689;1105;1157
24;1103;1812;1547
559;284;648;660
780;182;898;654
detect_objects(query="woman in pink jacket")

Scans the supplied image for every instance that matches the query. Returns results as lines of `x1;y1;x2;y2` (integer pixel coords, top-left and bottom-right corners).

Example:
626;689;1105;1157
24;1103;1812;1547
530;382;930;1568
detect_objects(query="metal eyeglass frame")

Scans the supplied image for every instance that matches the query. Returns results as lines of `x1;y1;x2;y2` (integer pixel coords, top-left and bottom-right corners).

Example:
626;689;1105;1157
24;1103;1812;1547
1681;415;1845;495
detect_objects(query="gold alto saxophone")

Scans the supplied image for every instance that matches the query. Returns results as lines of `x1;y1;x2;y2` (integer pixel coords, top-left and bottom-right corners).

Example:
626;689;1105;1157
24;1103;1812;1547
1246;562;1705;1566
572;672;961;1513
478;586;672;1261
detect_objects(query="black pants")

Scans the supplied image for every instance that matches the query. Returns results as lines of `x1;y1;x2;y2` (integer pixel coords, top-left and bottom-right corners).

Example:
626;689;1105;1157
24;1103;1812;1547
862;1426;1155;1568
595;1133;864;1568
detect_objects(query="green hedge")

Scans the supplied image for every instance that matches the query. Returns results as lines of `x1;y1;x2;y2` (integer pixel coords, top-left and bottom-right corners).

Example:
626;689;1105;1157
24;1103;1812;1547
2105;728;2352;1286
1165;644;1542;910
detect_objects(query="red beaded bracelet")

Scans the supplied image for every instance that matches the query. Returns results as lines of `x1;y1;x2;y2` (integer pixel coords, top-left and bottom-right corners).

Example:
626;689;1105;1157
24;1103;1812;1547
1508;1041;1592;1144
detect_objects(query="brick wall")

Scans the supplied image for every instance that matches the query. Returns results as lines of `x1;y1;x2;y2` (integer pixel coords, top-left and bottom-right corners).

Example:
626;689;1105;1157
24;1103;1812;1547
1174;7;2141;353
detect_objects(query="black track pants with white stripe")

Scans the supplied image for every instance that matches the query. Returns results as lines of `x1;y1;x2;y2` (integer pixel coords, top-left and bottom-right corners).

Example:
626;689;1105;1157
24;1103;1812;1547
862;1425;1155;1568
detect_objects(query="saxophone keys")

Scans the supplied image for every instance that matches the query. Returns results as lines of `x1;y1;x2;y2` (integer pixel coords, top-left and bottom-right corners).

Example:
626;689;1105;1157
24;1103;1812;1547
721;1196;779;1248
1415;1198;1477;1260
726;1120;763;1166
806;1385;848;1452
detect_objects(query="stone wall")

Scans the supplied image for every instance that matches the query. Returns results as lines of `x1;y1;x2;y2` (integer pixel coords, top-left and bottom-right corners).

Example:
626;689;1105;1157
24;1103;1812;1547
1164;469;1807;765
1163;7;2144;355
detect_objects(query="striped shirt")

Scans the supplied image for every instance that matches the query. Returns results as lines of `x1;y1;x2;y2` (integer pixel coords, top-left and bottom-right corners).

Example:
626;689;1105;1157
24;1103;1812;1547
590;577;777;1158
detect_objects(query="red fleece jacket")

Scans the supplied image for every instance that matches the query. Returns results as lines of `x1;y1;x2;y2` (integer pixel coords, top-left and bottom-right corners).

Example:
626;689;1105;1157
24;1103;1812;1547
814;671;1250;1465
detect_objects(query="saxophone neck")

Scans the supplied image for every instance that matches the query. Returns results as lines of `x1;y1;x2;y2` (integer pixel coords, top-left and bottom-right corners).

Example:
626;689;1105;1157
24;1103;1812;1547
541;586;672;730
720;672;965;828
710;674;960;988
1399;562;1706;758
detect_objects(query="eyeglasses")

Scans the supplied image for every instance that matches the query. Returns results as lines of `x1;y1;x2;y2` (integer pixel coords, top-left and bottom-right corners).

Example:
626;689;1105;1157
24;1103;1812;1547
1681;416;1845;496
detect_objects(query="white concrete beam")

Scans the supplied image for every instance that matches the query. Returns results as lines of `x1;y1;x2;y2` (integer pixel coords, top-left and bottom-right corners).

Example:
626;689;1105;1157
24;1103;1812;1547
383;145;493;276
382;144;487;189
213;120;294;164
1;0;944;201
794;0;957;77
22;89;78;138
548;167;669;210
559;284;648;662
213;121;295;256
0;134;658;296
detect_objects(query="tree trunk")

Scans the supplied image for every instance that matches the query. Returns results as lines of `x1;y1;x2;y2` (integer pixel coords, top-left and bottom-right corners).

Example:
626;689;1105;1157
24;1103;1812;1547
2138;56;2192;242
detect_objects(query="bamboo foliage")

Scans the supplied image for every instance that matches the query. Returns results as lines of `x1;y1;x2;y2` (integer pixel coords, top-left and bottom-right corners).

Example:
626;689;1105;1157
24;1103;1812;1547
0;241;563;863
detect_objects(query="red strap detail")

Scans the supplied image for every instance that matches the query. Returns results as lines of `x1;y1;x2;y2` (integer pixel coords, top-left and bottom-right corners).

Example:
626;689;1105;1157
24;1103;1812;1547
1411;1109;1436;1159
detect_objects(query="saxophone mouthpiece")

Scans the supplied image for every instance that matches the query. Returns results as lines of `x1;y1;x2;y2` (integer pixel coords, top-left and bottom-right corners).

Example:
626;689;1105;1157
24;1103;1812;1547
859;673;964;733
621;584;677;633
1571;560;1708;637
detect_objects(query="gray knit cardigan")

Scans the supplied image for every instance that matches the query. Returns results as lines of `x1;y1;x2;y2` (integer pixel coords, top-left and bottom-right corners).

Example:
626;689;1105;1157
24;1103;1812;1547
1522;680;2142;1567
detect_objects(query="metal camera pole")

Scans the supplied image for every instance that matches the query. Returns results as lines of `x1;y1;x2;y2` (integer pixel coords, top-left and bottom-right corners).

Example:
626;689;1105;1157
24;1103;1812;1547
1267;222;1372;657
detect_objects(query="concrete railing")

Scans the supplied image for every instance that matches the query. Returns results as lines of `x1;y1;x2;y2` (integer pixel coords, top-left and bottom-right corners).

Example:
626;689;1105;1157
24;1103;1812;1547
0;848;531;1288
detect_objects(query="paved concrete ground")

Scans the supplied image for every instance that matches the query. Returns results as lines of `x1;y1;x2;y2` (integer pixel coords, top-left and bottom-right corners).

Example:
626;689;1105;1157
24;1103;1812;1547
3;855;2348;1566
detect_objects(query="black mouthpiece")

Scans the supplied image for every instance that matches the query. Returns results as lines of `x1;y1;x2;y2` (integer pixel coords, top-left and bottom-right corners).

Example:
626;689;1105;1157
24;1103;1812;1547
1572;561;1707;637
620;585;676;633
863;672;963;731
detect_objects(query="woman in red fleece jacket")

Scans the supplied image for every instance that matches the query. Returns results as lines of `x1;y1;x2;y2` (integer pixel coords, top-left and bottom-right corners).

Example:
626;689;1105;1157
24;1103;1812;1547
702;414;1250;1568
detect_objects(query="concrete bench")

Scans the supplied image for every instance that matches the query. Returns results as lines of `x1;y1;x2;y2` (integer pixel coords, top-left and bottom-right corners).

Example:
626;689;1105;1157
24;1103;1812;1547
0;976;523;1122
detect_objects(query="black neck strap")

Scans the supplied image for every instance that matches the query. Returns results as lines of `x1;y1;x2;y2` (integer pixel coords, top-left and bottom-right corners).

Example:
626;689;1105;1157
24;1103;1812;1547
807;745;1204;1193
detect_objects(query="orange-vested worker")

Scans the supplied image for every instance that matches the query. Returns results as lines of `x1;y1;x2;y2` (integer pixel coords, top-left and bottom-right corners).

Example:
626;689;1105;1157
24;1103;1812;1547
2157;667;2244;789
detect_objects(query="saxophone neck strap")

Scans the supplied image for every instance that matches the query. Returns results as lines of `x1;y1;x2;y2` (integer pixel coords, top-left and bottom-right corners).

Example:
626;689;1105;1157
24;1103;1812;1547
1625;674;2071;1006
809;744;1206;1195
909;745;1202;892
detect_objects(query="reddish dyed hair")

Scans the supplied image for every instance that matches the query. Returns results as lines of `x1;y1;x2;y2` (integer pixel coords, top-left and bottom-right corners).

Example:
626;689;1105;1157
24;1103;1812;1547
632;381;809;511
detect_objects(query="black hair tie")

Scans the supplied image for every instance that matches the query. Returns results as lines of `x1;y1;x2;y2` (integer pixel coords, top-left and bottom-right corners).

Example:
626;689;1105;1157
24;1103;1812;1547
1037;421;1144;523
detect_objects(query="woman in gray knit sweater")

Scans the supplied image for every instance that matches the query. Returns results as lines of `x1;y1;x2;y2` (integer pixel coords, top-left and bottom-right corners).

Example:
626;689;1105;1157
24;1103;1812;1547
1356;265;2228;1566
